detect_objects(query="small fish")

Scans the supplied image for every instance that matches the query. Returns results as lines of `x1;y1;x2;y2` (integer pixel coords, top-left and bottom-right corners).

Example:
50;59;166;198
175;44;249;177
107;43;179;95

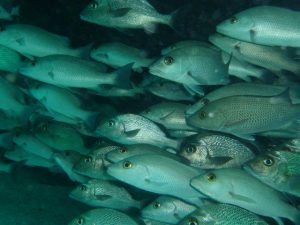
69;179;141;210
80;0;174;33
145;77;197;101
141;196;196;224
29;84;99;129
53;150;90;183
210;33;300;74
245;149;300;197
13;132;54;160
178;203;269;225
19;55;132;89
34;120;88;154
217;6;300;47
0;44;23;73
95;114;179;149
91;42;155;72
68;208;139;225
73;145;116;180
187;89;300;140
107;154;206;205
190;168;300;224
179;133;255;169
149;45;229;94
106;144;180;163
0;24;89;57
141;102;195;130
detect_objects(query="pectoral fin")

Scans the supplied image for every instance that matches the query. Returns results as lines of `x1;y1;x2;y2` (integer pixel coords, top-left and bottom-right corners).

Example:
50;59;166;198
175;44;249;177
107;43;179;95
16;37;25;46
95;194;112;201
229;191;256;203
288;176;300;194
124;129;140;137
224;118;249;128
111;8;132;17
48;71;55;80
159;110;175;121
209;156;233;166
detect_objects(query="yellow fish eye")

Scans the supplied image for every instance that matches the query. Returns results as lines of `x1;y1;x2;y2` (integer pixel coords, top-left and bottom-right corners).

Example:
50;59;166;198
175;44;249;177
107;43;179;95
263;158;274;167
207;173;216;182
198;111;207;119
188;217;199;225
153;202;161;208
123;161;132;169
230;16;238;24
164;56;174;65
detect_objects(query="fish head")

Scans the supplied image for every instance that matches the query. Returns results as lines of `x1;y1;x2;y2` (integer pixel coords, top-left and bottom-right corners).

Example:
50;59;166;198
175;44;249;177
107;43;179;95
90;44;111;65
179;141;209;167
106;146;131;163
73;153;100;176
80;0;110;25
245;151;281;180
29;83;48;101
0;24;20;45
68;212;93;225
190;171;226;199
149;53;187;84
107;156;149;186
142;196;177;220
178;208;214;225
216;11;255;42
95;116;124;138
186;104;226;131
19;57;53;78
69;183;93;201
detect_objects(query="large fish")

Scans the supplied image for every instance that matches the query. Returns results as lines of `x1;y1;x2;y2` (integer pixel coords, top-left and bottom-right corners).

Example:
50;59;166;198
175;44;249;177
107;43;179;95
190;168;300;224
19;55;132;89
217;6;300;47
187;89;300;140
80;0;174;33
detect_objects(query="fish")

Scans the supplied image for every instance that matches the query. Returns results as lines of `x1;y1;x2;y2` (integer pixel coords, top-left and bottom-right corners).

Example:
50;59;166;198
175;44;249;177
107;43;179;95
73;145;116;180
95;114;179;149
161;40;218;55
69;179;141;210
179;133;255;169
80;0;174;33
186;83;300;116
187;89;300;140
245;149;300;197
178;203;269;225
13;132;54;160
141;196;196;224
106;144;180;163
145;77;197;101
90;42;155;72
0;4;19;21
149;45;229;94
210;33;300;74
140;102;196;130
68;208;139;225
216;6;300;47
34;120;88;153
19;55;132;89
0;44;23;73
142;219;171;225
0;24;89;57
29;84;100;129
107;154;206;205
53;150;90;183
190;168;300;224
167;130;198;139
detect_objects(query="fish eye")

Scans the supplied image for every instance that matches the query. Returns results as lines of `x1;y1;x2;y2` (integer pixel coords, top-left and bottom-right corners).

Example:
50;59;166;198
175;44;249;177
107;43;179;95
77;217;84;225
153;202;161;208
188;217;199;225
123;161;132;169
201;98;209;105
107;120;115;127
84;156;92;163
185;144;196;154
230;16;238;24
164;56;174;65
89;1;98;9
207;173;216;182
31;60;37;66
64;151;70;157
38;122;48;132
119;147;127;153
198;111;207;119
263;158;274;167
80;185;87;191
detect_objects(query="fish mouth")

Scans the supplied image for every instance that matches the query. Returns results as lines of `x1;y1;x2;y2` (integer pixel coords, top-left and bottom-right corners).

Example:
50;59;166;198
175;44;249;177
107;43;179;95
149;68;164;77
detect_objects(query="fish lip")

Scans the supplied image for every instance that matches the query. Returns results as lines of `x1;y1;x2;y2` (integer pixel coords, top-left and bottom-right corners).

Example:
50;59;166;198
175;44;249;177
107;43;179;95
149;68;164;77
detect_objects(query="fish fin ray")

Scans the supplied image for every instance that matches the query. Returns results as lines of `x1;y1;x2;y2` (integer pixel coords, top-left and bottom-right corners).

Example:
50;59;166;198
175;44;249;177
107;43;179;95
124;129;140;137
95;194;112;200
209;156;234;166
229;191;256;203
111;8;132;17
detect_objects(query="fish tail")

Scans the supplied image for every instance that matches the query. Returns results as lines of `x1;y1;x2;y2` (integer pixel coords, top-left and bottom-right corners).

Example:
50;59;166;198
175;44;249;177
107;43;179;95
111;63;133;89
73;42;94;59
